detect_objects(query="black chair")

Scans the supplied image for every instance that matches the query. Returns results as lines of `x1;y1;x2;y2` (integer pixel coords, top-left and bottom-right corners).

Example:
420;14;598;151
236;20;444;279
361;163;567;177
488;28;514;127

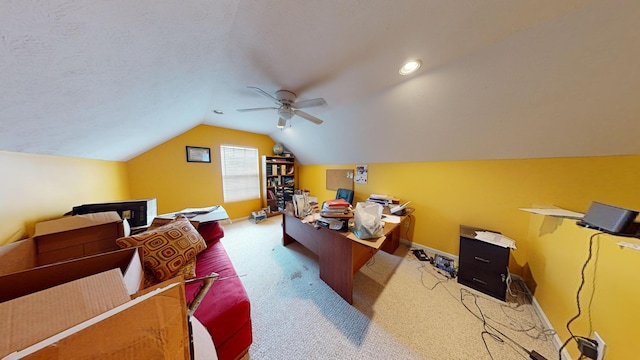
335;188;354;205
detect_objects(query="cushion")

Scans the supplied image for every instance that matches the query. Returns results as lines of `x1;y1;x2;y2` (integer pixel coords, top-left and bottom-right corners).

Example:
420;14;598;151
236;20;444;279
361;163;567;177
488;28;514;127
143;257;197;288
116;215;207;281
185;241;251;360
197;221;225;243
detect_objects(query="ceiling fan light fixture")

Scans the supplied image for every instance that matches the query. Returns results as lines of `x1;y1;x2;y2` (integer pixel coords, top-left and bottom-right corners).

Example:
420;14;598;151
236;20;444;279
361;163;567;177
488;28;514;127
277;118;287;129
399;59;422;75
278;106;294;120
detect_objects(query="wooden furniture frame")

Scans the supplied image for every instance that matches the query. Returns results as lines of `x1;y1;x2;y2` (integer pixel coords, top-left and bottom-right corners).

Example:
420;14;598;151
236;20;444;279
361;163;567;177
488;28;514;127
282;212;408;304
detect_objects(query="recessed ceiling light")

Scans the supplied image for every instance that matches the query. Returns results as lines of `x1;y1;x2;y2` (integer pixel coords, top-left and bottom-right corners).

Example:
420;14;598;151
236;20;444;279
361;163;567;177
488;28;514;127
212;109;224;115
399;59;422;75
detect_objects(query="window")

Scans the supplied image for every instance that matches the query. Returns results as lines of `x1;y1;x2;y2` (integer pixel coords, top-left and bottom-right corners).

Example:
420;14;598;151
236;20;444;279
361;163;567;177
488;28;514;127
220;145;260;202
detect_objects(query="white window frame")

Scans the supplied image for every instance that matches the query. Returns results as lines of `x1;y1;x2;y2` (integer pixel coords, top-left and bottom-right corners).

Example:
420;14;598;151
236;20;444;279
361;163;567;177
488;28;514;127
220;145;260;202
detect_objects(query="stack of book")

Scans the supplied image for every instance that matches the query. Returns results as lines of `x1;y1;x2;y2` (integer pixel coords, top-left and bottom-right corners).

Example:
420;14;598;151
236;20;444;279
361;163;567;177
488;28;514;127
366;194;399;206
320;198;352;217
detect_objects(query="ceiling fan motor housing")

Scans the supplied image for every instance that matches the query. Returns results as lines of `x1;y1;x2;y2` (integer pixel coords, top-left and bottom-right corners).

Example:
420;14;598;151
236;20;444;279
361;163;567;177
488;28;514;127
275;90;296;104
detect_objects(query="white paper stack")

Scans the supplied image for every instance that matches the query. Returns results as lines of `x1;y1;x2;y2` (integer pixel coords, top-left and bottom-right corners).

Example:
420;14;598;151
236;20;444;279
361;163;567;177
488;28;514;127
474;231;517;249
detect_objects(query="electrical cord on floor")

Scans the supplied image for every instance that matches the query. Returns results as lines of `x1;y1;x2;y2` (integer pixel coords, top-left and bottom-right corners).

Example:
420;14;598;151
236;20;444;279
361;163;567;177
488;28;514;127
557;232;601;360
406;249;552;359
493;279;557;342
416;263;449;290
494;300;557;342
460;289;546;360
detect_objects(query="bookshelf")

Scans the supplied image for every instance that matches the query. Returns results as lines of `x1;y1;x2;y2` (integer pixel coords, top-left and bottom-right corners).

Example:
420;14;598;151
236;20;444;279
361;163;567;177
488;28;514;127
262;155;297;213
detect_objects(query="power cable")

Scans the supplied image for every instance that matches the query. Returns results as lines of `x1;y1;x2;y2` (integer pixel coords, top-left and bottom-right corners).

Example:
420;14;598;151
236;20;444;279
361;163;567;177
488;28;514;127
557;232;602;360
406;251;551;359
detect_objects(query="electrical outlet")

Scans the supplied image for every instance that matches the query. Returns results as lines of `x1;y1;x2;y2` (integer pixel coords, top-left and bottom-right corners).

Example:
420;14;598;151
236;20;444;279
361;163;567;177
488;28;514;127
593;331;606;360
403;220;410;228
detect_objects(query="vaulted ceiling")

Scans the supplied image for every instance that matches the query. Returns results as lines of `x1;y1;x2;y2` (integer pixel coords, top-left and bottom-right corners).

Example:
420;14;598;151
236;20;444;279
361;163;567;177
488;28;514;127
1;1;638;165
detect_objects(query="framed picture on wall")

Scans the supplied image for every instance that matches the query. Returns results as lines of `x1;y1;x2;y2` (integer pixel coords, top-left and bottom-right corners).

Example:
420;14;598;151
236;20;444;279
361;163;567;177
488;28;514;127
186;146;211;163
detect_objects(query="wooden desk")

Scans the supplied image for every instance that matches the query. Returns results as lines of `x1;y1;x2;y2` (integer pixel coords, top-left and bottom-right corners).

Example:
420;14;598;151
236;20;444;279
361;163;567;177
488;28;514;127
282;210;411;304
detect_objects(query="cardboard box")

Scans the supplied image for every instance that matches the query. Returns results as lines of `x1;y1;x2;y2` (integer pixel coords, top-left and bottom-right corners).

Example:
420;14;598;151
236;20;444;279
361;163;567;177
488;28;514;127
0;247;144;303
0;252;190;359
33;211;126;266
0;269;131;359
250;210;267;223
72;198;157;227
8;280;190;360
0;238;37;275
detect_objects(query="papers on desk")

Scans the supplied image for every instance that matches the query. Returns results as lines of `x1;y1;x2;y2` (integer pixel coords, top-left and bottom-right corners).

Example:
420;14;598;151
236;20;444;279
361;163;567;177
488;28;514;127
474;231;517;249
381;214;401;224
301;213;320;223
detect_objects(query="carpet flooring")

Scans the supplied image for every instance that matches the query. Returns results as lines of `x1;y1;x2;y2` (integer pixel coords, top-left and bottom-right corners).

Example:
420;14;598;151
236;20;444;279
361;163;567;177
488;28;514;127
221;215;558;360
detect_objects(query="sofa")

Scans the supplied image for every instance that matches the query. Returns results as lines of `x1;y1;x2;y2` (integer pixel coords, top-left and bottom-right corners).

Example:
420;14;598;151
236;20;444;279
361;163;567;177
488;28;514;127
116;217;252;360
187;221;252;360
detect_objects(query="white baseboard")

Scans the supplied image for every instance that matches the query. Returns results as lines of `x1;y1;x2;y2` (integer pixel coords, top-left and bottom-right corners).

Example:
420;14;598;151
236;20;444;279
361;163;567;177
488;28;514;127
399;239;459;262
529;291;571;360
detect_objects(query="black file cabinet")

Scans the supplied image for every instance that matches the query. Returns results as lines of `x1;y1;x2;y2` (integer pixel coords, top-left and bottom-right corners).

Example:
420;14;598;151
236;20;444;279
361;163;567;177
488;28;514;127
457;225;509;301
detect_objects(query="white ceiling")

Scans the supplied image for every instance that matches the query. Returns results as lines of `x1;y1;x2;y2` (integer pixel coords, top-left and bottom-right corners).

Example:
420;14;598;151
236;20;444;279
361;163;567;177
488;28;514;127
1;0;639;165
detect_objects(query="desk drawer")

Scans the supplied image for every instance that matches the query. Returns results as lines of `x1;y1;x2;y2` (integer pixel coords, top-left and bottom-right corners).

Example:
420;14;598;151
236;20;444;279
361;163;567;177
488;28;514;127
458;272;507;300
459;237;508;271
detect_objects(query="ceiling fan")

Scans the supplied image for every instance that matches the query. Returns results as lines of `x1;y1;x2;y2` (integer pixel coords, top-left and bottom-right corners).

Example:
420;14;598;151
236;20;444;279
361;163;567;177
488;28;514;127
237;86;327;128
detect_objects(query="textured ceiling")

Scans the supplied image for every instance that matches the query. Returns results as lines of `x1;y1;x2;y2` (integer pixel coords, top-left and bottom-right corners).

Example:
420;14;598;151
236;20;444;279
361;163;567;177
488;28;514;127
1;0;639;164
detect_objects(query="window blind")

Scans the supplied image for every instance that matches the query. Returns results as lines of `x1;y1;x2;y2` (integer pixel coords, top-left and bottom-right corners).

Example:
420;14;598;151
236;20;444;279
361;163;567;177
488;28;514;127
220;145;260;202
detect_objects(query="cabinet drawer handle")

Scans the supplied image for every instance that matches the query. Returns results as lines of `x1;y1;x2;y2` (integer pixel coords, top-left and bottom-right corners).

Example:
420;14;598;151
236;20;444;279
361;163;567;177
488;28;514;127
474;256;490;263
472;277;487;285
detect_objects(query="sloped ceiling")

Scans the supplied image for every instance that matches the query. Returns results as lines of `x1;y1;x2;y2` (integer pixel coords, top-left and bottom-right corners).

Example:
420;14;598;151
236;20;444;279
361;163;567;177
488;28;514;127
1;1;638;165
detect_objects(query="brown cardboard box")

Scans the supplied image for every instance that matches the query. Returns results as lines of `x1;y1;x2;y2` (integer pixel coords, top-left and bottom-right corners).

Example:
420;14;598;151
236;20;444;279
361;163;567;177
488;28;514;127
0;247;144;303
33;211;127;265
0;254;190;359
0;269;131;358
15;281;190;360
0;238;37;275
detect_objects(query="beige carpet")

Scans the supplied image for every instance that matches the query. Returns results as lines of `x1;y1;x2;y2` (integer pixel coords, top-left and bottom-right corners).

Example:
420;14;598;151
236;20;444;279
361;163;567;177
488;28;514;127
221;215;558;360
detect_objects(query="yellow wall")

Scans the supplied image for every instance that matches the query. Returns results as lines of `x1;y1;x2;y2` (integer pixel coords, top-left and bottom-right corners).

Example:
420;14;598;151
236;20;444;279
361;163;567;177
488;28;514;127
300;155;640;359
0;150;129;245
126;124;275;219
2;135;638;358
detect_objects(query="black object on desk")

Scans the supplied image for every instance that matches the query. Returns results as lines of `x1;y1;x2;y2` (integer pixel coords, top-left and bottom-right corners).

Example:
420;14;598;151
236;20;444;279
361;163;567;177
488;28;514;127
457;225;510;301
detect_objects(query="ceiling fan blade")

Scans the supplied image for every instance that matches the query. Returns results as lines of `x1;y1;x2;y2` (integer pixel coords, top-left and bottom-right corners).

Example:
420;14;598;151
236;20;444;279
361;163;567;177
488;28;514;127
237;107;278;112
292;98;327;109
247;86;281;105
294;110;323;125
